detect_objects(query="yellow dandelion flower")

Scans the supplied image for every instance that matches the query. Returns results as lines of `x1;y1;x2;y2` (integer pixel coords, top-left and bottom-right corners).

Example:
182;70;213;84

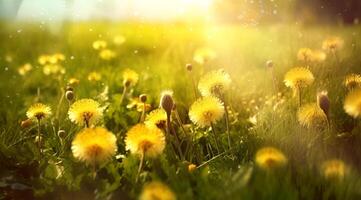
311;50;327;62
68;99;103;127
113;35;126;45
88;71;102;82
297;48;313;62
92;40;107;50
18;63;32;76
344;74;361;90
189;96;224;127
145;108;167;129
38;54;51;65
48;55;58;64
123;68;139;86
255;147;287;170
188;164;197;172
72;127;117;165
193;47;216;65
99;49;116;60
52;53;65;63
68;78;80;86
126;97;151;112
344;88;361;118
140;181;176;200
284;67;314;90
43;64;66;75
26;103;52;121
198;69;231;97
298;103;328;129
321;159;347;181
322;37;344;52
125;124;165;158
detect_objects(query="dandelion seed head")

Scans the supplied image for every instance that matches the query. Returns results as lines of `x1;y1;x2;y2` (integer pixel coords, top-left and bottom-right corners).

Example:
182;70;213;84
198;69;231;97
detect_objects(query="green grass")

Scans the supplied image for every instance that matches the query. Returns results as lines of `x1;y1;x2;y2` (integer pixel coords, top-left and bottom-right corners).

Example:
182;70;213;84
1;21;361;199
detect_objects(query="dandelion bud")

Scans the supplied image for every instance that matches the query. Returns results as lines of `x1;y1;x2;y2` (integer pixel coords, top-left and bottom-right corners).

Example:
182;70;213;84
186;63;192;71
21;119;32;128
317;91;330;117
58;130;66;138
266;60;273;68
160;91;174;116
65;90;74;102
188;164;197;172
123;80;131;88
139;94;147;103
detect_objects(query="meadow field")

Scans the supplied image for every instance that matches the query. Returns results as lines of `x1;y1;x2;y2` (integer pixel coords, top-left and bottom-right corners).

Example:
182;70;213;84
1;21;361;199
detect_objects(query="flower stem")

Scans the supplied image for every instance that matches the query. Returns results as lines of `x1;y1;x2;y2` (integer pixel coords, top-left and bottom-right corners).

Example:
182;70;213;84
332;50;340;64
174;109;187;138
136;151;145;183
197;150;230;169
37;118;41;155
167;114;184;160
140;102;146;123
55;88;65;128
188;71;198;99
222;95;231;151
85;118;90;128
119;85;128;106
92;163;97;180
210;122;220;154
